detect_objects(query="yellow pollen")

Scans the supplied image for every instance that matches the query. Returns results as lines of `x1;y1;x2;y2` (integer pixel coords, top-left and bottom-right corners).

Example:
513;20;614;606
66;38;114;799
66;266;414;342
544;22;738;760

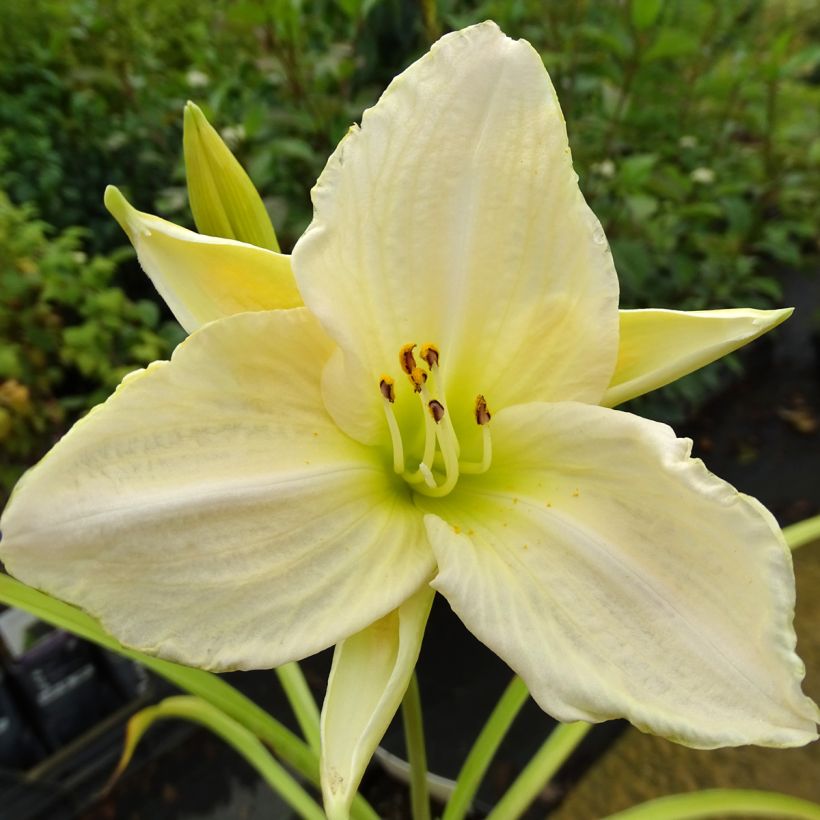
379;376;395;403
409;367;427;392
399;343;417;375
420;343;439;369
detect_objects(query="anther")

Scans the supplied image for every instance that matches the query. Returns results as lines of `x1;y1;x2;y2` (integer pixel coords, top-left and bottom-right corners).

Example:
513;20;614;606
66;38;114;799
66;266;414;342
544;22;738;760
399;343;417;375
428;400;445;424
420;343;439;369
379;376;395;403
409;367;427;393
475;394;492;425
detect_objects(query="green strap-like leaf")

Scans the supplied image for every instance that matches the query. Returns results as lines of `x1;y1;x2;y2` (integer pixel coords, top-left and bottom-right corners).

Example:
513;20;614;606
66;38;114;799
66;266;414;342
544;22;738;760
276;661;321;754
602;788;820;819
0;574;315;779
784;514;820;551
112;696;324;820
0;574;380;820
443;675;530;820
485;721;591;820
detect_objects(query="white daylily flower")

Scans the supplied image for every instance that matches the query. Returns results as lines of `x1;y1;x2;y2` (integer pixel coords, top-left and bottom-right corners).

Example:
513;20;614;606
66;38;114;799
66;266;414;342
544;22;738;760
1;21;817;820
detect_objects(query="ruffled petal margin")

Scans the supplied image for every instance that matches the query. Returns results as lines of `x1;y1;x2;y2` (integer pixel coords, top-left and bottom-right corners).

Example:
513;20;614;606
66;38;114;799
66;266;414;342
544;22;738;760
420;401;818;748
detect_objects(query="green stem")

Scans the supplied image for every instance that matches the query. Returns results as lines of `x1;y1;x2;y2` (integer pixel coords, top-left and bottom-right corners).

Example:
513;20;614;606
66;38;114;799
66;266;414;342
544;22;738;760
783;514;820;551
443;676;530;820
419;0;441;43
602;789;820;820
276;662;321;754
485;721;591;820
401;673;431;820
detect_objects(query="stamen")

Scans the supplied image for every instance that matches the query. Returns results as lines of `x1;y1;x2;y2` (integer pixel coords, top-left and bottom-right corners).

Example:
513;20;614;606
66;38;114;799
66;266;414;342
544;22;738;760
379;378;404;474
461;395;493;475
420;343;439;369
379;376;395;403
428;399;445;423
409;366;427;393
399;343;417;375
475;394;491;425
424;407;460;496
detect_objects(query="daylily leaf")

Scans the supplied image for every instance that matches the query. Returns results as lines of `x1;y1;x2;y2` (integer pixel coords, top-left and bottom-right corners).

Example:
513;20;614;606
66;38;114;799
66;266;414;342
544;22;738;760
105;185;299;333
0;573;317;782
111;696;324;820
604;307;792;407
183;101;281;252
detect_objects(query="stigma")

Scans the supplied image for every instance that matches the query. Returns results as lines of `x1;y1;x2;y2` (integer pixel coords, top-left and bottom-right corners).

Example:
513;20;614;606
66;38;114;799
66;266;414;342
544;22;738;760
379;343;493;497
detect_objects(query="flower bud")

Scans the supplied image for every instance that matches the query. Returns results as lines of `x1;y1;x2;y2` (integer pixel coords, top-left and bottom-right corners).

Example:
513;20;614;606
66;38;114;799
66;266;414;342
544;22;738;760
183;101;280;251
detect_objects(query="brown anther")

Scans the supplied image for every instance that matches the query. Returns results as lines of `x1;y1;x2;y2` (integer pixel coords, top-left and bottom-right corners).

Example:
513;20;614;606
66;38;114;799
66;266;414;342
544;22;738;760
420;343;439;369
475;394;492;425
428;399;445;423
379;376;395;403
399;343;417;375
409;367;428;393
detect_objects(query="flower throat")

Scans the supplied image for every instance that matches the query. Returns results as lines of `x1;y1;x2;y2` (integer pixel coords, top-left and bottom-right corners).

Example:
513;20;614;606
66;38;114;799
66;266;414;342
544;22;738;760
379;343;492;498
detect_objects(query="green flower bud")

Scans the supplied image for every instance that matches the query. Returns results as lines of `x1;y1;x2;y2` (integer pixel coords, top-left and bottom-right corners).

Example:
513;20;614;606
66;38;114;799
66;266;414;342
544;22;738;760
183;101;280;252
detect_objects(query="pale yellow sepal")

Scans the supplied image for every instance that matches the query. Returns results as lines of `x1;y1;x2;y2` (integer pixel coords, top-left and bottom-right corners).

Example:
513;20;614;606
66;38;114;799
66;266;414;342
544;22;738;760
104;185;300;333
183;101;280;252
320;585;434;820
603;307;793;407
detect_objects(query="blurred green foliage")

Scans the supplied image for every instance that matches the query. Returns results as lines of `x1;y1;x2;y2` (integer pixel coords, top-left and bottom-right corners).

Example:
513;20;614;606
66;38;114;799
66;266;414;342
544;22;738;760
0;0;819;494
0;193;183;494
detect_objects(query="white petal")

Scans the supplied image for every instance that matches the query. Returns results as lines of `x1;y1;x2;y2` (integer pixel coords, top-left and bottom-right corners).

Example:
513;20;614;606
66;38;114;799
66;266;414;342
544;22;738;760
320;586;434;820
105;186;300;333
420;402;818;747
0;309;433;670
604;307;793;407
293;22;618;439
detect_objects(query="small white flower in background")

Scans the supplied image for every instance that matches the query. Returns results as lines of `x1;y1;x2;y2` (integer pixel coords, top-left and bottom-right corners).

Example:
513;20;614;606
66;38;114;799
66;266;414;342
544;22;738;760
691;166;716;184
220;124;246;150
185;69;210;89
679;134;698;149
592;158;616;177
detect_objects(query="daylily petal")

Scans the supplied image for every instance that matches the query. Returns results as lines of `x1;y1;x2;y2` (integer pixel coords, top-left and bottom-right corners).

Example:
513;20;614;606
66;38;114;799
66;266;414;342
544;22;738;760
420;402;818;748
294;21;619;439
604;307;793;407
320;585;434;820
0;309;434;670
183;101;281;252
104;186;301;333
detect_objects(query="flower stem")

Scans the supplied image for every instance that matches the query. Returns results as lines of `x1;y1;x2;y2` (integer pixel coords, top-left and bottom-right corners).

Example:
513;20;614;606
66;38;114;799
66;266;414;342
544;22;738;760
442;675;530;820
783;514;820;551
401;673;431;820
276;661;321;754
485;721;590;820
601;789;820;820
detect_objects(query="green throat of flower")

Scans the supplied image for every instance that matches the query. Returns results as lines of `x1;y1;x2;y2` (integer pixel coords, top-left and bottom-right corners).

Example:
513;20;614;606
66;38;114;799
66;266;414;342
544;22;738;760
379;343;492;498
